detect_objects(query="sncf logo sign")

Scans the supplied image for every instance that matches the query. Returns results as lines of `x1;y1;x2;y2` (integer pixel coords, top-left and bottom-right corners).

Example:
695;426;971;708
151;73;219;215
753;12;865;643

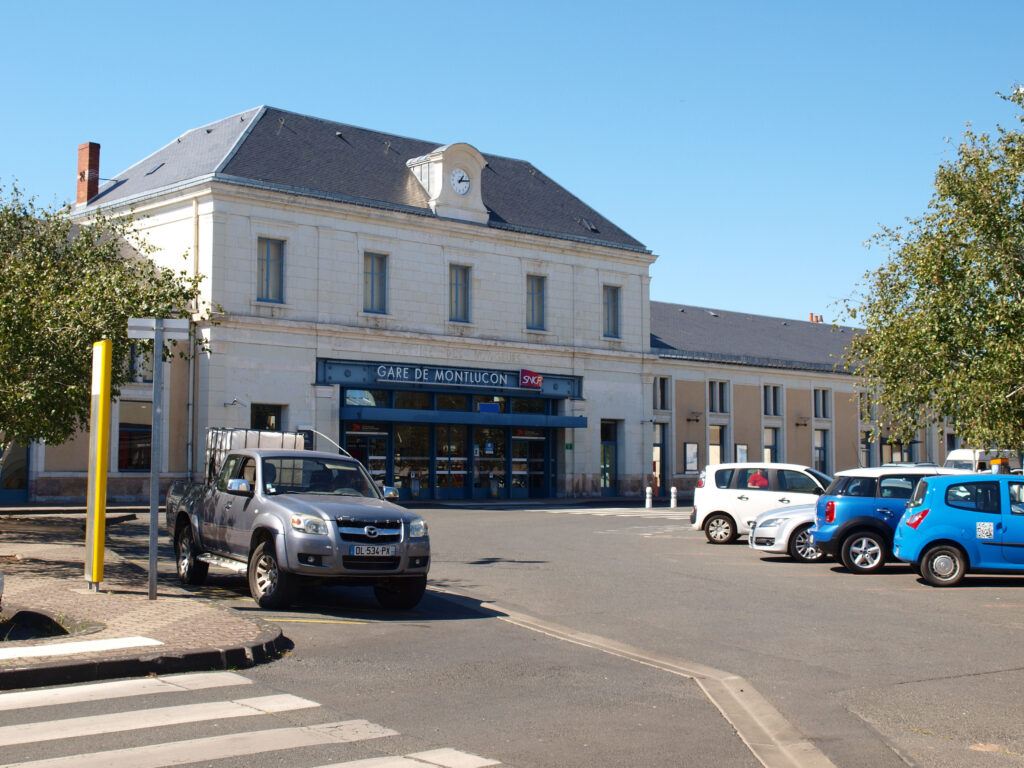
519;369;543;388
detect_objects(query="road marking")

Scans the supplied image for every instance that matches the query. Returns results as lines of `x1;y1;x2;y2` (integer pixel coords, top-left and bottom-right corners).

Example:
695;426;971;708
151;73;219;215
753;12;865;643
0;720;398;768
0;694;318;746
274;618;370;625
0;671;251;711
436;590;836;768
537;507;691;520
317;749;501;767
0;635;162;660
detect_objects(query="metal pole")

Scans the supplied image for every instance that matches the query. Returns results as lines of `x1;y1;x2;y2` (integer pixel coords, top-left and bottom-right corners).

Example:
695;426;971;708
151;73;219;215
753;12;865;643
148;321;163;600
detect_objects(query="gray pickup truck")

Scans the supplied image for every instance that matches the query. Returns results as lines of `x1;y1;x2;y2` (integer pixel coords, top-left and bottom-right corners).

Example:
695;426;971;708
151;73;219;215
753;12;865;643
165;448;430;610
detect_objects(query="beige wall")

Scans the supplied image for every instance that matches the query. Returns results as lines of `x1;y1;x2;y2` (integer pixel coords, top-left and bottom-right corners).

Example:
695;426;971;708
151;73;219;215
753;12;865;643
674;379;706;473
833;390;859;471
732;384;760;462
44;431;90;472
786;388;812;465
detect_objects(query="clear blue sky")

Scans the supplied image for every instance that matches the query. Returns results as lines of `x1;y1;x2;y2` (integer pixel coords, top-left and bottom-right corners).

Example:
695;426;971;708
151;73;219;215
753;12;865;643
4;1;1022;322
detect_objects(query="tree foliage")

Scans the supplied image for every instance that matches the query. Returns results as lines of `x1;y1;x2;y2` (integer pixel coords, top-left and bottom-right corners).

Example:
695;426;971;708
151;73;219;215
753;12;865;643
0;184;204;448
843;90;1024;448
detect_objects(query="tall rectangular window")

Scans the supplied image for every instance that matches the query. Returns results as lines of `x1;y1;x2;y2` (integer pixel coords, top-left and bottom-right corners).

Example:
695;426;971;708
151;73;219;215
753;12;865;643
527;274;546;330
654;376;670;410
709;380;729;413
709;425;725;465
364;252;387;313
813;388;831;419
603;285;620;338
860;430;875;467
763;385;781;416
118;400;152;471
814;428;829;473
449;264;470;322
257;238;283;302
763;427;779;462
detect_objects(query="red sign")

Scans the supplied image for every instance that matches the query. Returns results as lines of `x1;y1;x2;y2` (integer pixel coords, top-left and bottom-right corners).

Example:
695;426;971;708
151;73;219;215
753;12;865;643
519;369;543;388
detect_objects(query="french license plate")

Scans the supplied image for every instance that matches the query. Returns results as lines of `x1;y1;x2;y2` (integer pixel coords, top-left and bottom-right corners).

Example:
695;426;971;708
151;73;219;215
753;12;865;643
350;544;396;556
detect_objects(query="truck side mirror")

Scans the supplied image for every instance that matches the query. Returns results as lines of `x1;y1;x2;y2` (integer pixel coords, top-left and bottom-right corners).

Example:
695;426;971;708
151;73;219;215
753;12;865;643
226;478;253;496
380;485;400;500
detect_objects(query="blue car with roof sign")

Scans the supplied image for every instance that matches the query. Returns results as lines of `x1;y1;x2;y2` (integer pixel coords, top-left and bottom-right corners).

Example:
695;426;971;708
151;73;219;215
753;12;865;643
893;474;1024;586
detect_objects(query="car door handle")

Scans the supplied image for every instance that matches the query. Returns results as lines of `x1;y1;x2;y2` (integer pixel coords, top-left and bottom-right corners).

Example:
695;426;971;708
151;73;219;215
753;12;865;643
877;509;892;516
737;495;749;501
778;497;791;504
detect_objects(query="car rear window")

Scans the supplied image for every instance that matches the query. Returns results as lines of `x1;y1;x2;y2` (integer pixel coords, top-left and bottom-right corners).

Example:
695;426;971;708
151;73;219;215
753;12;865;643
714;469;735;489
879;474;921;500
826;476;877;497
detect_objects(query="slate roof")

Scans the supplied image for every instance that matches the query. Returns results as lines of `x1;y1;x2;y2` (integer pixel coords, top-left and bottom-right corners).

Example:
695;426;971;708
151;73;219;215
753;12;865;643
650;301;859;374
85;106;647;253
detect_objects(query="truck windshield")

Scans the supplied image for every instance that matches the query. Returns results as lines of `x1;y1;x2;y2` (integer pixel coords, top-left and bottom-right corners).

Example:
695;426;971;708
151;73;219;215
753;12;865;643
261;457;379;498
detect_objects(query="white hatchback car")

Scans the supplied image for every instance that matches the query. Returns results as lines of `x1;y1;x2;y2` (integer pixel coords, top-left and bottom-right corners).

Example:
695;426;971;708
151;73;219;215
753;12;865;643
691;462;832;544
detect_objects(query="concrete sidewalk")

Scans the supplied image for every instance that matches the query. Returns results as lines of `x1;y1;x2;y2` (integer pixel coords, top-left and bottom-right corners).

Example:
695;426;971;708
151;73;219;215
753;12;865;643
0;513;285;691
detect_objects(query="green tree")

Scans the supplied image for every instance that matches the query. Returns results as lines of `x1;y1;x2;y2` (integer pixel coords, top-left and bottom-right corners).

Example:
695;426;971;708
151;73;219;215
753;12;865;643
843;90;1024;449
0;184;204;450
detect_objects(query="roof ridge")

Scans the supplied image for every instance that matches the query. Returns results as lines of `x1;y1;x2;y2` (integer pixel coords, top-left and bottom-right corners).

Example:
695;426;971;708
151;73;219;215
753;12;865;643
214;106;268;173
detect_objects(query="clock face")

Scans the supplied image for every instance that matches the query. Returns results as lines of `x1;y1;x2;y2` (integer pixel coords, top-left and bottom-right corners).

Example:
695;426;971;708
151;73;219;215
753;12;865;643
450;168;471;196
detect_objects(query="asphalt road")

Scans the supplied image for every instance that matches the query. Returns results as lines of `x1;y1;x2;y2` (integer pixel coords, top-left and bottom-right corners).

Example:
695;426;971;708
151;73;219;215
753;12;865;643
103;506;1024;767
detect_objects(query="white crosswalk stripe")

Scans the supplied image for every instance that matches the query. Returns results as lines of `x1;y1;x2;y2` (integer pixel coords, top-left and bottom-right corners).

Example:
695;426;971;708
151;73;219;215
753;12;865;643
0;672;505;768
537;507;692;520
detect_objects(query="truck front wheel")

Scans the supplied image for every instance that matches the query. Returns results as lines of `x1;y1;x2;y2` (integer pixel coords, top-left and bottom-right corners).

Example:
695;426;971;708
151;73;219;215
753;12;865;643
175;524;208;585
248;540;295;609
374;576;427;610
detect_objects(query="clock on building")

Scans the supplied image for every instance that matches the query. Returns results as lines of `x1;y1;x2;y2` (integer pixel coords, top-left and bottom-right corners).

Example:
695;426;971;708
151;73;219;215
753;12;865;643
450;168;471;196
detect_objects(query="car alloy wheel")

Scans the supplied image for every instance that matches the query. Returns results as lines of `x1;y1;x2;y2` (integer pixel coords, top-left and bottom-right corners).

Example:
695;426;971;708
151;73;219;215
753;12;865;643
842;533;886;574
788;524;823;563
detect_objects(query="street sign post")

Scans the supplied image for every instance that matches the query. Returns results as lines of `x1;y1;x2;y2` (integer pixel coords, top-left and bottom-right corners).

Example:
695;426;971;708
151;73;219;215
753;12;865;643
128;317;190;600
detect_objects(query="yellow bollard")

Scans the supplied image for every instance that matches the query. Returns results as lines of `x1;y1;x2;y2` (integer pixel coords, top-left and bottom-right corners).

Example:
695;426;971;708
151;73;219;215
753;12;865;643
84;339;112;588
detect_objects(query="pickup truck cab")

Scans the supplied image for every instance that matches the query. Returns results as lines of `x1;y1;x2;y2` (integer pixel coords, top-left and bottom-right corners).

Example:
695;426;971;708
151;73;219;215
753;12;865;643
166;448;430;610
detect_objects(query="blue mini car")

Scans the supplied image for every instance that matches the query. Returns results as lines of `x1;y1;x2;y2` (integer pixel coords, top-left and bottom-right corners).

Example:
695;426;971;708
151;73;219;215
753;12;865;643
810;466;952;574
893;474;1024;586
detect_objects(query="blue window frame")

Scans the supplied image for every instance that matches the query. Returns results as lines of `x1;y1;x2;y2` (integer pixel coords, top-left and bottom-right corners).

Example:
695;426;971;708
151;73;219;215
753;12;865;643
527;274;545;330
603;285;620;338
257;238;283;302
364;252;387;313
449;264;469;322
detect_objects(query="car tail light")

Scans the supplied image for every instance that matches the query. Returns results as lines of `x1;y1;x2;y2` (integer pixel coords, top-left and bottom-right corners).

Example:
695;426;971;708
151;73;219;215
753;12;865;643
696;473;705;489
905;509;929;529
825;500;835;523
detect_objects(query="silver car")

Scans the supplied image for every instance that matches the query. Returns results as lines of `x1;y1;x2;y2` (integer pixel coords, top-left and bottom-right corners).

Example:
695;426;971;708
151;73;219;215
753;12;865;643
748;504;823;563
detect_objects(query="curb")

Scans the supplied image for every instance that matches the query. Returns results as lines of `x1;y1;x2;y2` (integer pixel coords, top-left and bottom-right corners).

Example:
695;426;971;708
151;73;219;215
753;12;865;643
0;624;288;691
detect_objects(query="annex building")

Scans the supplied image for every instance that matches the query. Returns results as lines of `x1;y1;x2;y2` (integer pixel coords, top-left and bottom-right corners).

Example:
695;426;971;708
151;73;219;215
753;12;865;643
0;107;953;505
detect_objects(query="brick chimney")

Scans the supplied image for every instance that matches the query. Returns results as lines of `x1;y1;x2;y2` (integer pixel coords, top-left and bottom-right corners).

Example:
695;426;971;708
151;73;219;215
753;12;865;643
76;142;100;204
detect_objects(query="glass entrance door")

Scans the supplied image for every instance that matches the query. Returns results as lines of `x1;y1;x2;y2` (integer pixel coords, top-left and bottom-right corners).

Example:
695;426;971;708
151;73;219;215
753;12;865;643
473;426;507;499
435;424;469;500
345;424;388;488
0;442;28;504
394;423;430;501
512;429;547;499
652;423;666;497
600;420;619;497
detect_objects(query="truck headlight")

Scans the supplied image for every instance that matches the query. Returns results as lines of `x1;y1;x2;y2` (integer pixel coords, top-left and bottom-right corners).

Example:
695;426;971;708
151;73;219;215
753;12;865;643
290;514;329;536
408;517;428;538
